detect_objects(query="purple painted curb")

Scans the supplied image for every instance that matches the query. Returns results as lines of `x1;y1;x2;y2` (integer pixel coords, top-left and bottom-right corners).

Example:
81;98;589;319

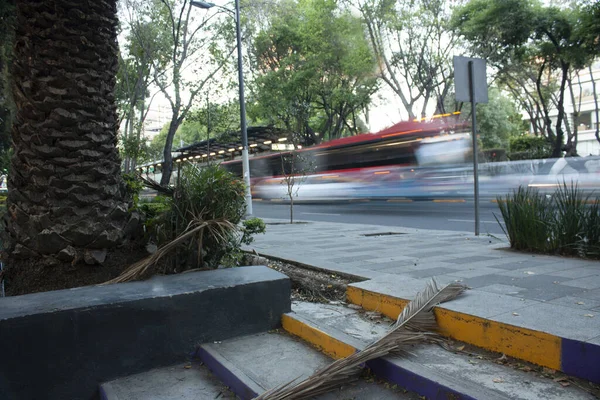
367;358;478;400
561;338;600;384
196;346;259;400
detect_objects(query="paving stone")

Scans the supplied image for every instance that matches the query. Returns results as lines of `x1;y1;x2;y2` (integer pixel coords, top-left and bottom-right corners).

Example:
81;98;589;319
493;303;600;341
407;267;462;279
364;261;421;272
460;274;522;289
561;275;600;290
440;290;540;318
588;336;600;345
548;296;600;311
446;267;508;278
548;267;600;279
476;284;527;297
326;254;374;263
498;265;577;277
446;255;503;264
578;288;600;300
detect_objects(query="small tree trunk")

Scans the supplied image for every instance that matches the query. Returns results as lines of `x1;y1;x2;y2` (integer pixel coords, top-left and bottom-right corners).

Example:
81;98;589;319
290;194;294;224
590;65;600;145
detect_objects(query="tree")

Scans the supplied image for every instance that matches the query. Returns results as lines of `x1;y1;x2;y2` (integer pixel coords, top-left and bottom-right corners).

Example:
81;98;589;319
4;0;139;270
448;88;526;149
0;0;15;172
249;0;378;143
356;0;460;119
116;2;171;172
132;0;235;187
452;0;600;157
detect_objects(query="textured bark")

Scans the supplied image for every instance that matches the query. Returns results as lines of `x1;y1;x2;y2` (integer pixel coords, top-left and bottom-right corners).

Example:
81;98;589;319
3;0;138;265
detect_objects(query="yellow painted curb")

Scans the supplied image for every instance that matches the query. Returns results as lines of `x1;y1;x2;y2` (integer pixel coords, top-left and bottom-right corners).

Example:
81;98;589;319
434;308;561;370
386;199;413;203
346;286;409;320
432;199;466;203
282;314;356;359
253;198;263;202
346;286;562;370
490;199;498;203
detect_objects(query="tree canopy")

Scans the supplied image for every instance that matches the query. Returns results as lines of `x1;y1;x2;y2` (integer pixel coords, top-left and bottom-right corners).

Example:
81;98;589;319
248;0;378;144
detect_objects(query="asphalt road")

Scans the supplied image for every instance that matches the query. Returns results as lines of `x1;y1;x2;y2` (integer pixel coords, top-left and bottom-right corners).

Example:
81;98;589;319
251;199;506;235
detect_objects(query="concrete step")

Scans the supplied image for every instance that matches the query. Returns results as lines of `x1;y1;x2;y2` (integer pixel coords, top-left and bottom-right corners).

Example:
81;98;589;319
100;363;236;400
197;331;422;400
283;301;597;400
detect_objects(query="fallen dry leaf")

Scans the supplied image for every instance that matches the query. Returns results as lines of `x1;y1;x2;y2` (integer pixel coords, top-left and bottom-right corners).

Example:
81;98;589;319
543;367;556;375
553;377;569;383
468;360;478;365
492;378;504;383
524;271;535;275
512;312;520;316
559;382;571;387
584;314;595;318
496;354;508;362
520;366;532;372
184;365;192;369
456;345;465;351
576;301;585;305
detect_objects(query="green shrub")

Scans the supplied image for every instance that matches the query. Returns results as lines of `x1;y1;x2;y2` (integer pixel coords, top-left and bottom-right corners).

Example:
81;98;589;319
122;172;145;209
508;136;552;160
496;183;600;259
496;186;552;252
154;164;266;270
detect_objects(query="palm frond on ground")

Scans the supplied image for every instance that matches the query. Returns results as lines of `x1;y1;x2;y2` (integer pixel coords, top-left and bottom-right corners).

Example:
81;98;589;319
254;280;466;400
104;218;235;284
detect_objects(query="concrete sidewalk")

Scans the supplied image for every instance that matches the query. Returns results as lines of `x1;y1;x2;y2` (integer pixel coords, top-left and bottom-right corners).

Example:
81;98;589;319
245;219;600;383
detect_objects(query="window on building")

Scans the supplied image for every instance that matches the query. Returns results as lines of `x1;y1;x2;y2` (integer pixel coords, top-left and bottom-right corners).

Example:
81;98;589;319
574;111;592;130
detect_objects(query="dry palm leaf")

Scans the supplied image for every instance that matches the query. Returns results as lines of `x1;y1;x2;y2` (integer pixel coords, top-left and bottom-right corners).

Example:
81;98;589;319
254;279;466;400
103;218;235;284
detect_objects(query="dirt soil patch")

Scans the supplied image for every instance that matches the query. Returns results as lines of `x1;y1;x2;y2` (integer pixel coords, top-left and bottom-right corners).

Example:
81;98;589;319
244;254;360;303
2;242;150;296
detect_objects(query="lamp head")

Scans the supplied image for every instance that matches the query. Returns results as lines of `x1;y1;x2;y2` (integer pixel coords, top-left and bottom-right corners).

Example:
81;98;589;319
190;1;216;9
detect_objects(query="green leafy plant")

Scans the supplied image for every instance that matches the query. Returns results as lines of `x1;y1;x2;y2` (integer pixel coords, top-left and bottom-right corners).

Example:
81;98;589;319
122;172;145;209
496;182;600;259
496;186;552;252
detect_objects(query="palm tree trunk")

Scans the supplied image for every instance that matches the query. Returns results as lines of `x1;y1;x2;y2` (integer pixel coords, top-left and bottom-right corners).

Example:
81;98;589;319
4;0;138;266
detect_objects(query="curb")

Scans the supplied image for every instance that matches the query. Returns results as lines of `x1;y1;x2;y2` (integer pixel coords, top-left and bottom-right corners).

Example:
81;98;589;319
282;313;493;400
196;345;262;400
347;285;600;384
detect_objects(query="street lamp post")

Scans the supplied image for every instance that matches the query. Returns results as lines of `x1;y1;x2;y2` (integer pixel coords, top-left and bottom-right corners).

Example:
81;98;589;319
191;0;253;216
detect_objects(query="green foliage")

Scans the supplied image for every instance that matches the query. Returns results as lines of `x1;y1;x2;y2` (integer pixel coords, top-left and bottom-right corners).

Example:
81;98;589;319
508;136;552;160
150;164;259;270
249;0;377;142
451;0;600;156
122;173;145;209
496;183;600;258
240;217;266;245
496;186;552;253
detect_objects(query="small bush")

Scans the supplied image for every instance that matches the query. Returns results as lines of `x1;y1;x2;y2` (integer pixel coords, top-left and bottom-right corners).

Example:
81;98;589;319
152;164;266;271
496;182;600;258
508;136;552;160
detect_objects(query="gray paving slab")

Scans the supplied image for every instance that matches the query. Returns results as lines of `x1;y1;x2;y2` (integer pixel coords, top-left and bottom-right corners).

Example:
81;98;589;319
561;275;600;290
492;303;600;342
548;267;600;279
100;363;236;400
548;296;600;310
447;267;509;278
406;267;460;279
588;336;600;345
572;288;600;300
440;290;540;318
247;219;600;343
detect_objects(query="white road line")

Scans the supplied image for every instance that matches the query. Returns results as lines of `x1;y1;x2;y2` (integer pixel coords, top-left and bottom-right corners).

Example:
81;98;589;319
448;218;502;223
302;212;342;216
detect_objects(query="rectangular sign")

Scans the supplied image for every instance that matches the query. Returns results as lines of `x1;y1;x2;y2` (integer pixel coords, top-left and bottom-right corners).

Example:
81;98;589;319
454;56;488;104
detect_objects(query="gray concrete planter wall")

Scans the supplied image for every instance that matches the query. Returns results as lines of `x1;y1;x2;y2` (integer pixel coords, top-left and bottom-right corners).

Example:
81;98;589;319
0;266;290;400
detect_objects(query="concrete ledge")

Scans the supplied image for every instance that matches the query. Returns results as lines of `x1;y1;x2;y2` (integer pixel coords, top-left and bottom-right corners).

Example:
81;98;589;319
347;284;600;384
0;266;290;400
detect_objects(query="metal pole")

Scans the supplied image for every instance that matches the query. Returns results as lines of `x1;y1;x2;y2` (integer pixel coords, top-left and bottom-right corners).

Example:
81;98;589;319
235;0;253;216
468;61;480;236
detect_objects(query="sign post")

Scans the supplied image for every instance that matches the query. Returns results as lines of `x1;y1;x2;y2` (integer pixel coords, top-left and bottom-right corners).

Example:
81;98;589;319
453;56;488;236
